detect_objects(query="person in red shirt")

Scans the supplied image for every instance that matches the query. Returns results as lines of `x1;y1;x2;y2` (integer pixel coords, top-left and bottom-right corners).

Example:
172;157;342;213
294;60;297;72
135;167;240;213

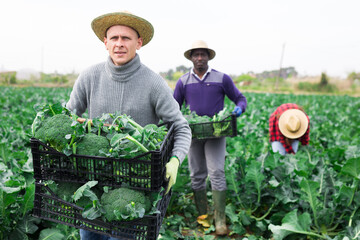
269;103;310;155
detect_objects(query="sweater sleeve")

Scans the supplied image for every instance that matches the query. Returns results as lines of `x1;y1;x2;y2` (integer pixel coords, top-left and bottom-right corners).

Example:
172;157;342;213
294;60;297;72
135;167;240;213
151;78;192;164
66;72;88;116
223;74;247;112
173;79;185;109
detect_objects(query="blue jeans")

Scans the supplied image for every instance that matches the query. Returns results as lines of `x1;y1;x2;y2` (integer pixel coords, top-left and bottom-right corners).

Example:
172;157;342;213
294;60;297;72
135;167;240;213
271;140;299;155
80;229;123;240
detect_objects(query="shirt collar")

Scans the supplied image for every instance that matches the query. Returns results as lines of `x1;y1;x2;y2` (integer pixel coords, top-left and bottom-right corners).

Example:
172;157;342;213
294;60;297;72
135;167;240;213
191;67;212;80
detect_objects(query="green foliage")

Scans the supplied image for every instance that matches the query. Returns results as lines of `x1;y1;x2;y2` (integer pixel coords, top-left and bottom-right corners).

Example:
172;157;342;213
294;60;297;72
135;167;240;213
0;86;75;239
106;114;168;159
221;93;360;239
320;72;329;86
164;93;360;239
175;65;191;73
160;65;190;80
268;210;324;240
297;72;338;93
53;181;82;202
32;104;168;159
48;180;159;223
1;86;360;239
234;74;256;84
297;81;337;93
41;73;69;84
173;71;184;81
182;106;234;139
347;71;360;81
0;72;17;85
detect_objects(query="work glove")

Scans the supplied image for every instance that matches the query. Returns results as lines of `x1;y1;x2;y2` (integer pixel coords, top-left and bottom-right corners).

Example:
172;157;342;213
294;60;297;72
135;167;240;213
233;106;242;117
165;156;180;194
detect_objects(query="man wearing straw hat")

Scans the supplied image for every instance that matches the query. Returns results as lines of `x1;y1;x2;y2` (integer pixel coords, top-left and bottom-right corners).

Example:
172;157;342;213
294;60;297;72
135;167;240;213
173;40;247;235
269;103;310;155
66;11;191;240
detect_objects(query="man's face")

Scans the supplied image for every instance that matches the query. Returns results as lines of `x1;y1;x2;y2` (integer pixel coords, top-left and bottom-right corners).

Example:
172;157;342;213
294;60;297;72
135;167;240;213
104;25;143;66
190;49;209;72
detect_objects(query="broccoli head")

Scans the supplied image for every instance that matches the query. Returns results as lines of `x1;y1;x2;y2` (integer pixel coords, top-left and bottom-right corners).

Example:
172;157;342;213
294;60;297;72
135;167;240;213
100;187;151;222
54;182;83;202
34;114;74;151
76;133;110;156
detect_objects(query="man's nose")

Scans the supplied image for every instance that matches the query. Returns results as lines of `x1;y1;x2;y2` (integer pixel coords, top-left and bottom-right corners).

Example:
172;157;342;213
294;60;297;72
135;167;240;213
115;39;123;47
197;55;204;60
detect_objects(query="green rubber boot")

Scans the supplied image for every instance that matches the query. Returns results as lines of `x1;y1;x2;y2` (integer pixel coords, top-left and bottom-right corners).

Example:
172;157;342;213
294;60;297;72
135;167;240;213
212;190;227;235
193;189;208;216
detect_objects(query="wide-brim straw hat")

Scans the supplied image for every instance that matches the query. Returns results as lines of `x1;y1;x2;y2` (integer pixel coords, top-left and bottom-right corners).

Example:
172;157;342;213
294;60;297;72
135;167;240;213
279;109;309;139
91;11;154;46
184;40;216;60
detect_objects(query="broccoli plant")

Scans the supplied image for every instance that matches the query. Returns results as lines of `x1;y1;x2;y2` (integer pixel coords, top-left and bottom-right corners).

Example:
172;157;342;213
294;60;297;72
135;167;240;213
181;105;234;138
100;187;152;221
32;102;88;156
105;114;168;159
31;102;71;135
52;180;163;222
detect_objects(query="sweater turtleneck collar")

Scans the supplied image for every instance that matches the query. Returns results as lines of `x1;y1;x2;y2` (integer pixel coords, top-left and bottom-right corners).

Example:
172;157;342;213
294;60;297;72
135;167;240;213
105;53;141;82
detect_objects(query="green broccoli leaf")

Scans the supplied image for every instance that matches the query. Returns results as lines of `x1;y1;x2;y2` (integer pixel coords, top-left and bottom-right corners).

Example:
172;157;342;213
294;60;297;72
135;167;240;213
268;209;325;240
73;181;99;202
341;157;360;179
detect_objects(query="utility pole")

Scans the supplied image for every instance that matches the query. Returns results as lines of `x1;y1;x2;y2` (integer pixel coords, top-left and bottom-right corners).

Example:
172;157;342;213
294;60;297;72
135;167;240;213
275;42;286;90
41;45;44;81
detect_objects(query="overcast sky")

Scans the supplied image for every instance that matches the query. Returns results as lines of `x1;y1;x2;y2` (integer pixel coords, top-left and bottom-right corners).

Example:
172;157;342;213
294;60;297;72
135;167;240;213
1;0;359;78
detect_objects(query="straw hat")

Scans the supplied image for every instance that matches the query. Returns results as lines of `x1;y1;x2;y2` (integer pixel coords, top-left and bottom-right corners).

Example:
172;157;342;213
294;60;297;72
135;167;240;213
278;109;309;139
184;40;216;60
91;11;154;46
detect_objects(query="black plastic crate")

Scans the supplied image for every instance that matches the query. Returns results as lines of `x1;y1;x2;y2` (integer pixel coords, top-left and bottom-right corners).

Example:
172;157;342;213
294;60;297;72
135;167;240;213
189;114;237;139
33;182;171;240
31;124;174;191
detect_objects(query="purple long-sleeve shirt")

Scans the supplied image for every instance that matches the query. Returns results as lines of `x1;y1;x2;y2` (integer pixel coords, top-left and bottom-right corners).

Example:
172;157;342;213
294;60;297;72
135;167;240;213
173;68;247;117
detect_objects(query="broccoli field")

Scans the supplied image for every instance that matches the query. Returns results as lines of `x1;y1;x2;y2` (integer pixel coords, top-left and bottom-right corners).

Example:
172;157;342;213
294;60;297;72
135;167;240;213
0;86;359;240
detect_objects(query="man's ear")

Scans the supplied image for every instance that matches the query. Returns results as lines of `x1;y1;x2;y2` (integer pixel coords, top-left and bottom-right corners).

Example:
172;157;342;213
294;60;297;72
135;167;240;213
104;37;108;50
136;37;143;50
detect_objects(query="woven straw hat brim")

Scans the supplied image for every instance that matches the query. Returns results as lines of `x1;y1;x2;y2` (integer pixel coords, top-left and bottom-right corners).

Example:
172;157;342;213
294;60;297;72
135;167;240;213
279;109;309;139
184;48;216;60
91;12;154;46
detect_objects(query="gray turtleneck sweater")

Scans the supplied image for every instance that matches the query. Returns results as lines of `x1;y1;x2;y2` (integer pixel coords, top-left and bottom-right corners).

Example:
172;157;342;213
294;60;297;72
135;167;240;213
66;54;191;162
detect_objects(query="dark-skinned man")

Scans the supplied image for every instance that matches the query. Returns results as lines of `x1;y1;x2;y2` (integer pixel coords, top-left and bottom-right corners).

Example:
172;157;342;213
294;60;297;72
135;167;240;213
173;40;247;235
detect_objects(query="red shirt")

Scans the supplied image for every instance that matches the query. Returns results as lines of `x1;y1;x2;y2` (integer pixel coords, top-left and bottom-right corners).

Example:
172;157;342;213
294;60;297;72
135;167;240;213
269;103;310;154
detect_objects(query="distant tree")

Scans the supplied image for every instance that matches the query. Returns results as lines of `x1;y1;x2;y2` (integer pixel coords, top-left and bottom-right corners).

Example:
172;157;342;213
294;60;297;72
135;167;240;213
176;65;190;73
234;74;256;84
173;71;184;81
166;69;174;80
0;72;16;85
320;72;329;86
41;73;69;84
347;72;360;82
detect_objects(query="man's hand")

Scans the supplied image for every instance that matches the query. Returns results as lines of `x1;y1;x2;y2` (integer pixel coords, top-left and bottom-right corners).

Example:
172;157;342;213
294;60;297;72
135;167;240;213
233;106;242;117
165;156;180;194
